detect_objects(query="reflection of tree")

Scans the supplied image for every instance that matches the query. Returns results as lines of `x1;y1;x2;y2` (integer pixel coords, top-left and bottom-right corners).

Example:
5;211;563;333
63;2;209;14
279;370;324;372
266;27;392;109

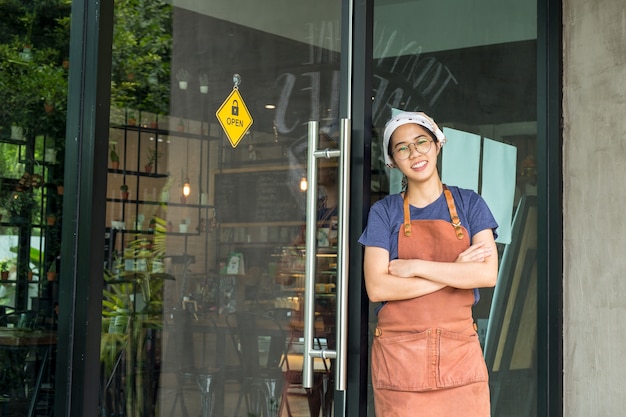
110;0;173;114
0;1;70;140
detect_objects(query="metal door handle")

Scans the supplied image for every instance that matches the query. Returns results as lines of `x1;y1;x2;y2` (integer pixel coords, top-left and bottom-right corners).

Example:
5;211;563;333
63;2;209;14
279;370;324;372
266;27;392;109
303;119;350;391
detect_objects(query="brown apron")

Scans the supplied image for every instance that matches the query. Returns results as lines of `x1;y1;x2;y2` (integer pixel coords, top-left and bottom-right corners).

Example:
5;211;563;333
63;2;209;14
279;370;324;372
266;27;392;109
371;187;490;417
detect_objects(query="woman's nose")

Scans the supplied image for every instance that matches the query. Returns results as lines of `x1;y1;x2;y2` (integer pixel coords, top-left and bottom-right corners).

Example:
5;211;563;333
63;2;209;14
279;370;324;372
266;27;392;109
407;143;420;156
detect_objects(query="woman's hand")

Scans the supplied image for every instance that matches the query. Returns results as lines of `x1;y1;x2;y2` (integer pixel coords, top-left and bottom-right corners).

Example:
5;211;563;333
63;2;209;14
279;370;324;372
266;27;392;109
388;259;417;278
455;241;492;263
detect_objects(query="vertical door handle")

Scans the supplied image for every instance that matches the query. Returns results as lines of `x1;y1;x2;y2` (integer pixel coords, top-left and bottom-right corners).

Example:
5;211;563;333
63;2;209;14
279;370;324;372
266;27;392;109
303;119;350;392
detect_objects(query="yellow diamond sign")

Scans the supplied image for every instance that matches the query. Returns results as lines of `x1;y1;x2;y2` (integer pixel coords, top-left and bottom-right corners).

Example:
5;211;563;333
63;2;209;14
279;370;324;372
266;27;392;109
216;88;253;148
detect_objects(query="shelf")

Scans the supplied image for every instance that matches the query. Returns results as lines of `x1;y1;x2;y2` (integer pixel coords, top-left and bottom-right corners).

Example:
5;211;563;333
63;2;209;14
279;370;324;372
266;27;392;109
107;168;169;178
0;137;28;145
106;227;203;237
105;197;214;209
109;123;220;141
220;158;297;170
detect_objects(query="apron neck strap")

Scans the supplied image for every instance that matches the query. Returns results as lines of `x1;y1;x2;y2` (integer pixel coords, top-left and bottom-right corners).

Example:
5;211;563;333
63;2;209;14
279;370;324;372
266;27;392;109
402;184;465;240
443;185;465;240
403;194;412;237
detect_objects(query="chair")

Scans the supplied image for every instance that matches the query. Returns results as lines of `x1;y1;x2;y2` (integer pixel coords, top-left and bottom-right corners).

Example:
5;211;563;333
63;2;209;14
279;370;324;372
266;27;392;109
0;310;50;417
164;308;223;417
227;311;289;417
268;308;332;417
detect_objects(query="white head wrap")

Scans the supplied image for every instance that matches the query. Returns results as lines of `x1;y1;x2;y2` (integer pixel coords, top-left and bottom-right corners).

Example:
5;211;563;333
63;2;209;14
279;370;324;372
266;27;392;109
382;112;446;167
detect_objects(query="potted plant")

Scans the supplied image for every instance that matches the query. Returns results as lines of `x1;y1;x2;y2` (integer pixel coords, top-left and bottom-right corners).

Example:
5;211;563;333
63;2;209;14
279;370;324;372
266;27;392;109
3;190;35;223
0;259;10;280
110;143;120;169
144;148;161;173
178;218;188;233
120;184;129;200
55;180;64;195
127;111;137;126
47;260;57;282
46;212;56;226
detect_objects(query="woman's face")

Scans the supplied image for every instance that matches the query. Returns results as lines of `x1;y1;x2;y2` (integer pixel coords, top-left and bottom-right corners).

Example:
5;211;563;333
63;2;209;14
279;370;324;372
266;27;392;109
389;123;441;182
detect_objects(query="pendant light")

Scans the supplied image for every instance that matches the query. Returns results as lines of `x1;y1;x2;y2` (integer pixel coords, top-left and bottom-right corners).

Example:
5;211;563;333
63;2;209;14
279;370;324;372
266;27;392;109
182;138;191;200
183;178;191;197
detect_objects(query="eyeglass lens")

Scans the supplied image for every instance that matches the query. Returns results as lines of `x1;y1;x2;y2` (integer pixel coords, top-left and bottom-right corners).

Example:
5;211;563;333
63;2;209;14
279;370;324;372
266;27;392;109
394;140;432;159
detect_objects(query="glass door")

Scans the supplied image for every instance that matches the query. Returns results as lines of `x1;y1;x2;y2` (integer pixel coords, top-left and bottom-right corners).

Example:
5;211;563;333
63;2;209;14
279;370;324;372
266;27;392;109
367;1;539;416
100;1;352;416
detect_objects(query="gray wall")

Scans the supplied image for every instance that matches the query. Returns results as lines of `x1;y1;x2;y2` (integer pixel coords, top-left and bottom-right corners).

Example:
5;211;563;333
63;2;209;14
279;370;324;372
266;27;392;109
563;0;626;414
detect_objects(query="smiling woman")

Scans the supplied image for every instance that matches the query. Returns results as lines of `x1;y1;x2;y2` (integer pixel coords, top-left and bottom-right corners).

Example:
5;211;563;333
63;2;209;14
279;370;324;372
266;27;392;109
360;111;499;416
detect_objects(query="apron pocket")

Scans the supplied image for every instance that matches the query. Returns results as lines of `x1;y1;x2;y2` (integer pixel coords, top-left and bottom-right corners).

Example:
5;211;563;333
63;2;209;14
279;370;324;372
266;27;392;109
436;329;488;389
372;330;433;391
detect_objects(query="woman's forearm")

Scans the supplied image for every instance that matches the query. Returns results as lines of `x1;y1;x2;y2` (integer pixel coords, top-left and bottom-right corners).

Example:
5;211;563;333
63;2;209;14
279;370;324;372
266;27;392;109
364;270;446;302
388;233;498;289
363;246;446;302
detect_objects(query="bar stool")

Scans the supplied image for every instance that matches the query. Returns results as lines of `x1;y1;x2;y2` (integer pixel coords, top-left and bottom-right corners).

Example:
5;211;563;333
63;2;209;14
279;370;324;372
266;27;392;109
227;311;288;417
165;309;222;417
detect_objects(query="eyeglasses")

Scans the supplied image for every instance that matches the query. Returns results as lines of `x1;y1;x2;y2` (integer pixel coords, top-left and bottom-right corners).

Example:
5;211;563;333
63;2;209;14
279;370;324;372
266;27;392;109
392;138;433;160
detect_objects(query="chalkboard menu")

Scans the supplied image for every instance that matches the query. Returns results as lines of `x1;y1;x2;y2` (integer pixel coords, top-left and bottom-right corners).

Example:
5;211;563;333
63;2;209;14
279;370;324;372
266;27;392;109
214;167;304;224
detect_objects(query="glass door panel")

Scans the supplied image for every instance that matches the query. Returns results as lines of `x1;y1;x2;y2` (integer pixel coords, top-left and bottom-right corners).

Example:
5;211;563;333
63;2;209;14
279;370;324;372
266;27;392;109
101;1;343;416
0;3;70;416
369;1;538;416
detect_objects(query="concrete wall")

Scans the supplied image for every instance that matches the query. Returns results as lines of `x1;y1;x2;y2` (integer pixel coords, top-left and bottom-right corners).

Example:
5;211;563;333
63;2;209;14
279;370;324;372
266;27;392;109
563;0;626;414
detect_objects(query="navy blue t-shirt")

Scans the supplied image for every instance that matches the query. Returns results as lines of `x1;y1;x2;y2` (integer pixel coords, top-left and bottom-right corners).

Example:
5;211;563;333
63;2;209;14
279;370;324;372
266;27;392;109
358;186;498;304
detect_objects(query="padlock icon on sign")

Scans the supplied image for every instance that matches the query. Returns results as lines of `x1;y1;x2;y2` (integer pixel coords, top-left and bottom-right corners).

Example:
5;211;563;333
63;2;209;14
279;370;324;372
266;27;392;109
231;100;239;116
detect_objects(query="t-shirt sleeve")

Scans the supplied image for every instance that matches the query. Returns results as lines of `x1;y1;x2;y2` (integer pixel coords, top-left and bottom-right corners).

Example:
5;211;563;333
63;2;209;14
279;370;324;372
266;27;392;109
358;201;395;251
465;191;499;240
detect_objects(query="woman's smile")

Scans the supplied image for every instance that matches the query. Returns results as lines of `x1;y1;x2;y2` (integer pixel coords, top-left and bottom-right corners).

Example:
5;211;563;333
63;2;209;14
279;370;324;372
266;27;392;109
410;160;428;170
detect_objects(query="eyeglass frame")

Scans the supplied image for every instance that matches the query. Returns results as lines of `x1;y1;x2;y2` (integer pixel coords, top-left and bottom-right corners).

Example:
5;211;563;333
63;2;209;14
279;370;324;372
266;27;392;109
391;138;434;160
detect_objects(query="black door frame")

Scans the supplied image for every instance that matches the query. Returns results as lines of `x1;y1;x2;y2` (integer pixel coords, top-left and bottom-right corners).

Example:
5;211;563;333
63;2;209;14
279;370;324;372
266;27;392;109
343;0;373;415
54;0;114;415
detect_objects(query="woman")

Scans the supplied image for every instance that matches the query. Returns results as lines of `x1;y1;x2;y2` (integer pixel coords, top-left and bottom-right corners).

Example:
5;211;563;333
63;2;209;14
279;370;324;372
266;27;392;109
358;112;498;416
